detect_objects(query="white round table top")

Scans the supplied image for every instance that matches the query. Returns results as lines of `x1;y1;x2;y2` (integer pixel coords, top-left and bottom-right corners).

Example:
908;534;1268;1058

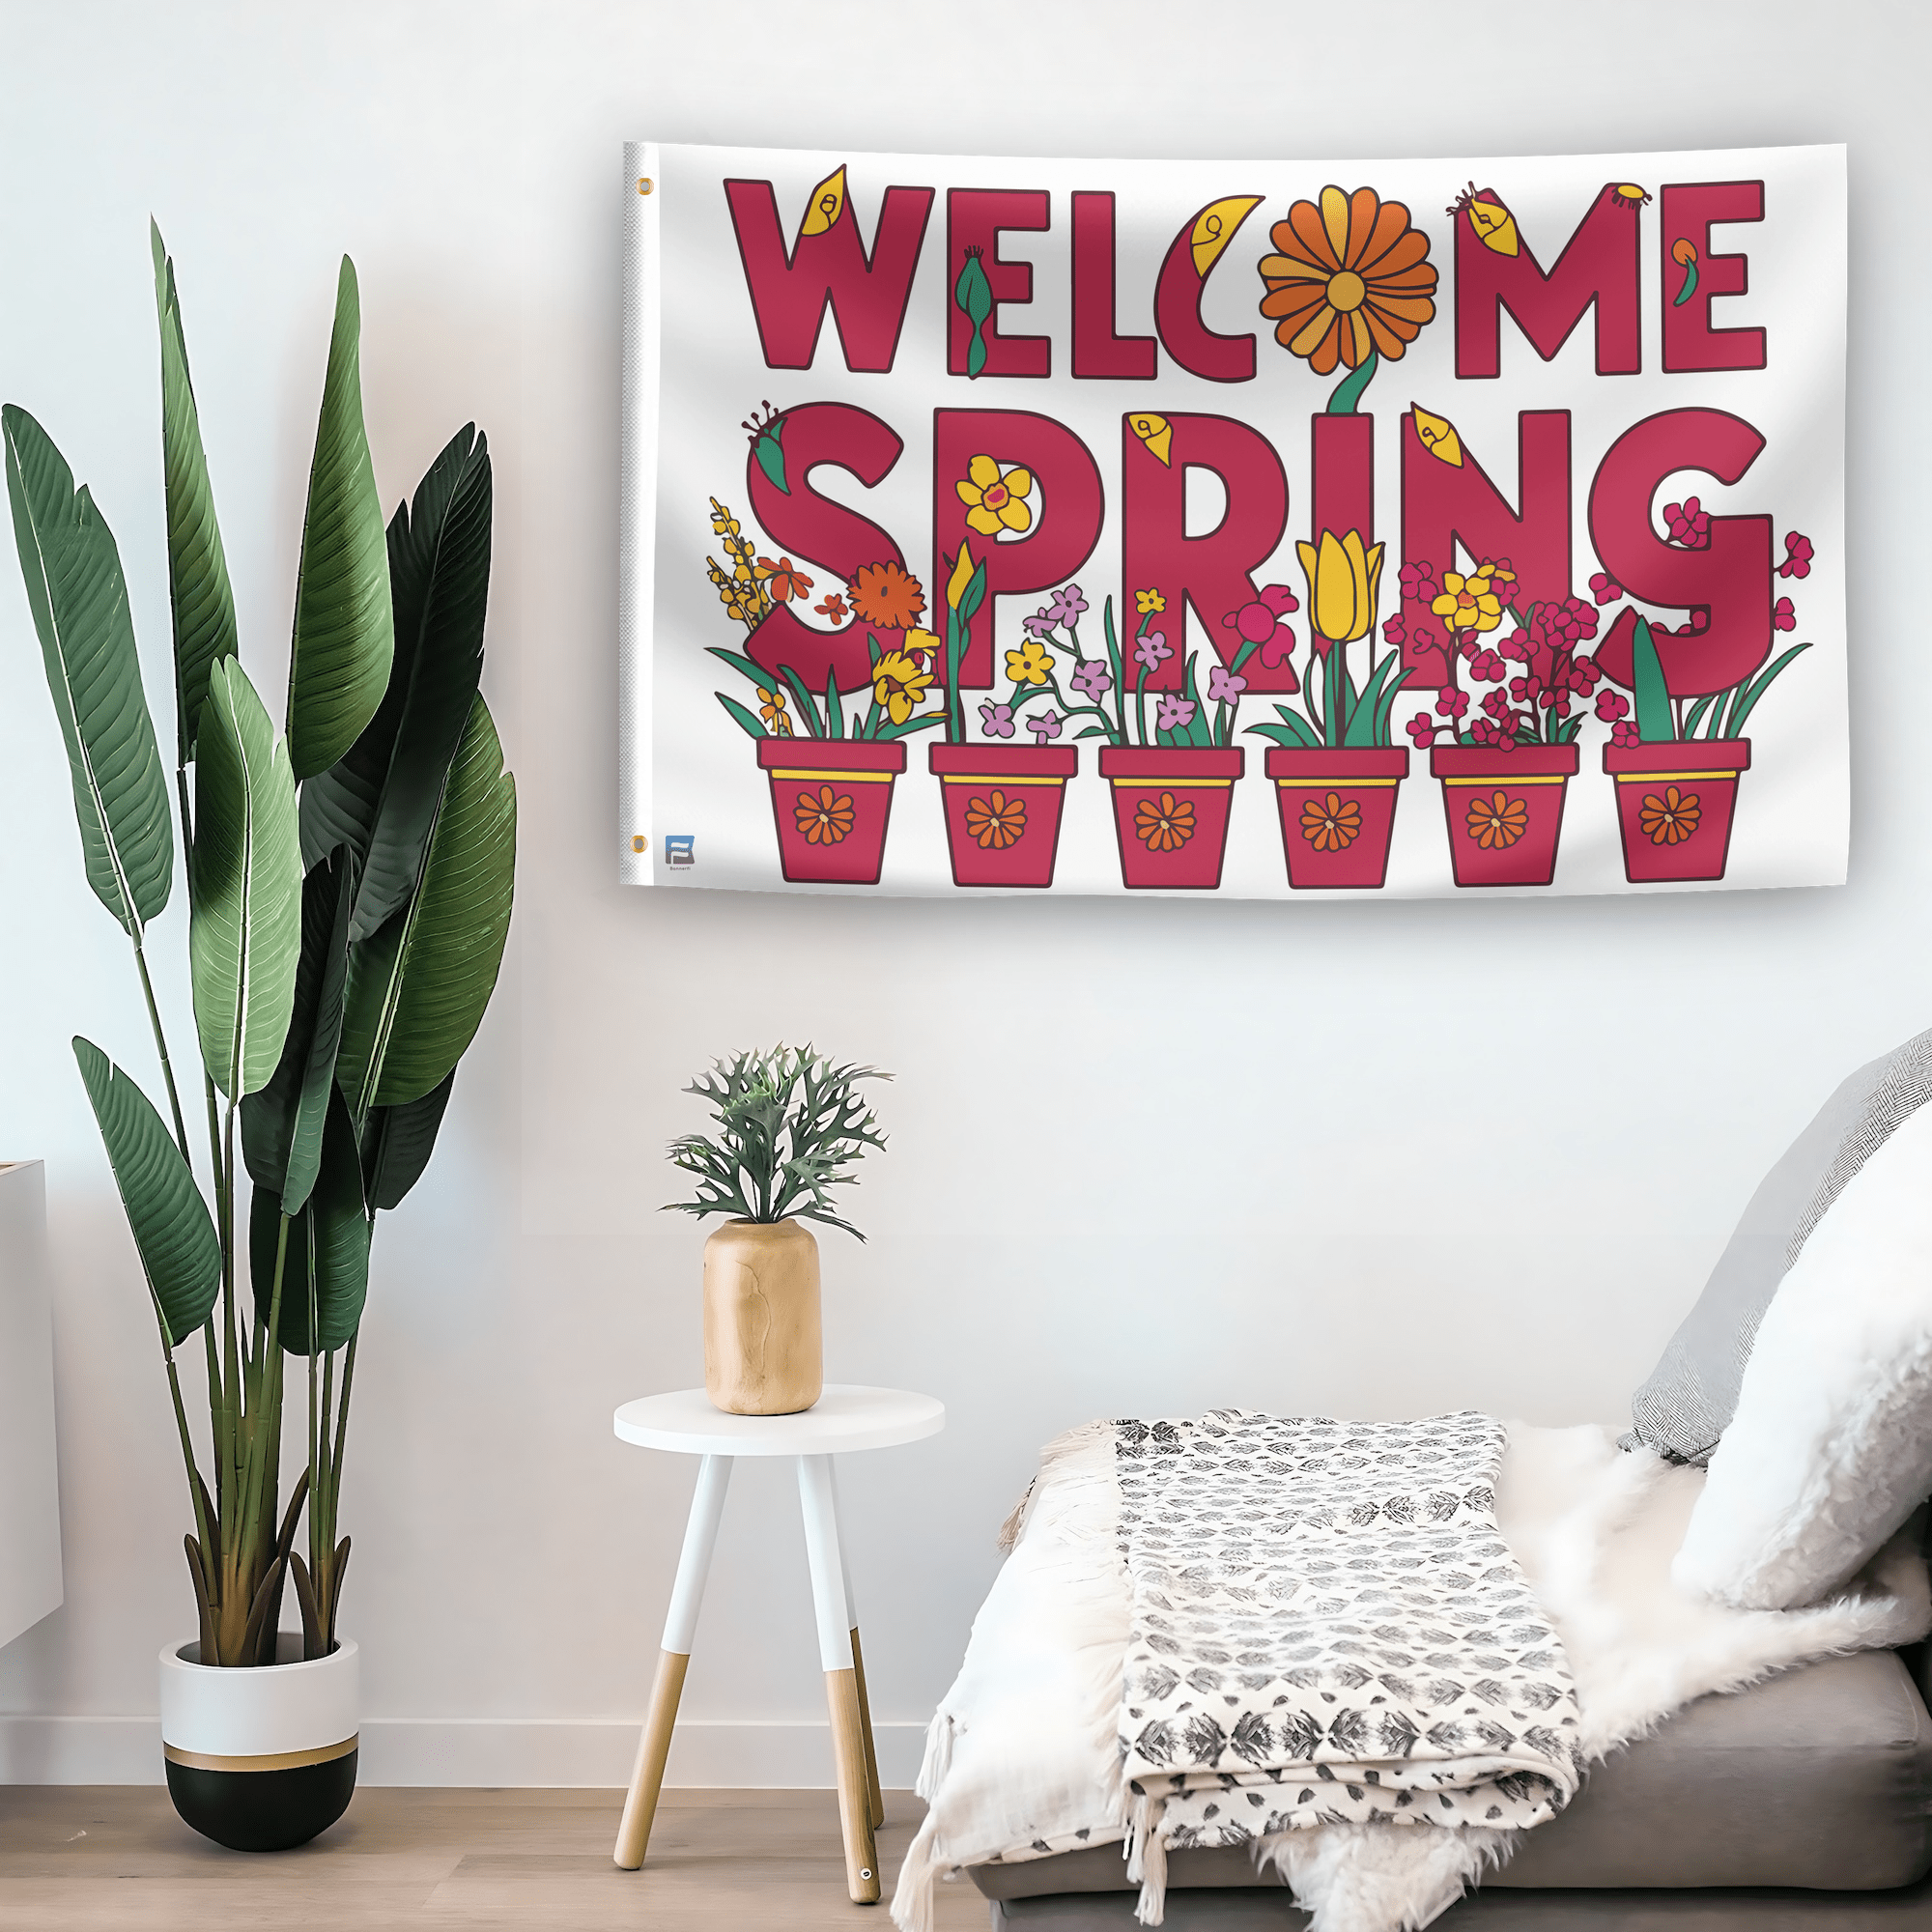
612;1383;945;1458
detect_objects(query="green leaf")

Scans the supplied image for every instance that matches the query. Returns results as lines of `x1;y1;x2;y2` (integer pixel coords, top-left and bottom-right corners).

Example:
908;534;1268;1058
242;849;355;1214
875;711;946;740
338;694;515;1114
706;643;774;690
825;662;843;740
3;405;174;935
716;692;766;739
151;223;239;764
300;428;490;945
1246;719;1321;749
190;658;303;1098
1344;651;1408;748
359;1069;454;1211
250;1088;369;1354
1631;615;1674;743
287;258;394;781
777;664;825;737
1727;641;1810;737
72;1037;219;1348
1684;693;1720;740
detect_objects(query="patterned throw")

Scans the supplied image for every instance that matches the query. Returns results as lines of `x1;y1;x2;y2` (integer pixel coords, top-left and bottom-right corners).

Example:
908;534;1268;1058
1114;1410;1582;1892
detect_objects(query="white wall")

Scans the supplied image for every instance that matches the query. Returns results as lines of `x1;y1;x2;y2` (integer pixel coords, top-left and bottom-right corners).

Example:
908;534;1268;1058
1;0;1926;1786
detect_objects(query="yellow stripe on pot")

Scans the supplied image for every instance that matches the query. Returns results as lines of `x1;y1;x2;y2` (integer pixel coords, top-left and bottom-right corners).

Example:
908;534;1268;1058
938;774;1066;786
1440;775;1568;786
1273;777;1402;788
767;769;897;783
1613;770;1738;783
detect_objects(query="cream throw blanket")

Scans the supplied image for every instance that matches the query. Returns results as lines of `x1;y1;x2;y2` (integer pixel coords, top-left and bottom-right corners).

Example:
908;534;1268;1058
893;1420;1930;1932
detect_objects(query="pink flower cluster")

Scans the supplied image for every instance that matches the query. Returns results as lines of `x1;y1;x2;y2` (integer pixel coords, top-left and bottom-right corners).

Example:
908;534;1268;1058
1386;560;1444;655
1778;531;1813;580
1662;497;1710;547
1588;571;1623;605
1406;590;1603;753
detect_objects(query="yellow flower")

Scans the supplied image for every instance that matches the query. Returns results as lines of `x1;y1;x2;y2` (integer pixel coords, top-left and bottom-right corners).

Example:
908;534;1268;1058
1294;529;1383;645
756;686;792;735
709;497;742;537
946;543;978;611
956;454;1034;537
1430;563;1515;636
1135;588;1166;615
871;649;934;724
1006;639;1052;687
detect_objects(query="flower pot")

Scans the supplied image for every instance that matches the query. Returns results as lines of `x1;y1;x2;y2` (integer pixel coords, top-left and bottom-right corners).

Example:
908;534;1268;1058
1604;739;1751;884
928;743;1078;888
1097;747;1244;890
1264;746;1408;890
703;1218;822;1415
1431;743;1579;888
757;739;905;885
159;1634;357;1853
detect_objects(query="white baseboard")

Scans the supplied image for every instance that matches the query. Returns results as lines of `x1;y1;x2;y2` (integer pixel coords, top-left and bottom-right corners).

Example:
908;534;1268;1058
0;1715;929;1788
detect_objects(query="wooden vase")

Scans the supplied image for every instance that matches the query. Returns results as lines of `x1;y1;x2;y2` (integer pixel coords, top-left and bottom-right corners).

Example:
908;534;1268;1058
702;1219;823;1415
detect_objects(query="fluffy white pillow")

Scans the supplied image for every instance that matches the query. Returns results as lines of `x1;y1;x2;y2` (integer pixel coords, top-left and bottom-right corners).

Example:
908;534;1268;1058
1673;1097;1932;1609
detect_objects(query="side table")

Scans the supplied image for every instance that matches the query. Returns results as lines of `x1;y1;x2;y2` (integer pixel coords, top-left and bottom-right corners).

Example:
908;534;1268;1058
611;1383;946;1902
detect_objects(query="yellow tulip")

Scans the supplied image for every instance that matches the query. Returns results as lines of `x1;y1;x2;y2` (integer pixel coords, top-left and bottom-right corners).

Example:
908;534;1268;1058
946;541;978;611
1295;529;1382;645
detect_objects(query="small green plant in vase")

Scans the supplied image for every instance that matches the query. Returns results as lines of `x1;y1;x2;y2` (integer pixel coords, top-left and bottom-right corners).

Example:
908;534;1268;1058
665;1046;888;1416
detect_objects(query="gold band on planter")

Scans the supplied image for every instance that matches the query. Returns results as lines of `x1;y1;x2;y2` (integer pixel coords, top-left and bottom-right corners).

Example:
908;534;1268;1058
163;1735;358;1774
937;774;1067;786
1273;777;1403;788
1612;770;1739;783
1106;777;1234;787
1439;775;1569;786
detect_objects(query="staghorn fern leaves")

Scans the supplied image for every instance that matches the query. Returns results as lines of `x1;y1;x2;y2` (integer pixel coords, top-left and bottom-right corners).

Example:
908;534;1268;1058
665;1044;890;1239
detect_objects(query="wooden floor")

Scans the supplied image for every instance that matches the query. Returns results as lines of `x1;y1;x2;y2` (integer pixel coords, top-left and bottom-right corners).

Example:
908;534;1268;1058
0;1786;991;1930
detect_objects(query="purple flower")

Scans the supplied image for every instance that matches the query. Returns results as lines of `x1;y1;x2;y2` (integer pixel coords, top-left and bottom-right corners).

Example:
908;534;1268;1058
1779;532;1813;580
1133;629;1171;672
1026;708;1064;743
1206;664;1248;704
1046;583;1089;628
1021;609;1057;640
979;700;1015;739
1071;658;1113;698
1154;693;1196;732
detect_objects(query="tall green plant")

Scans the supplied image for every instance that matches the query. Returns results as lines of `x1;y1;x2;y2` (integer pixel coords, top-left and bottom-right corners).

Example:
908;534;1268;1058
7;227;516;1665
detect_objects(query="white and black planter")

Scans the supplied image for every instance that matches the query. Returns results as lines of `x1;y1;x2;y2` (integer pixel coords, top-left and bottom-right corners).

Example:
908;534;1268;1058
159;1634;358;1851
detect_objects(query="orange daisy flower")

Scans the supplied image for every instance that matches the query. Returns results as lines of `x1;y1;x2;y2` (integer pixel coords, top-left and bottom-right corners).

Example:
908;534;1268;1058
847;561;926;632
1258;185;1438;376
964;790;1027;850
1299;791;1362;852
1638;785;1701;846
793;786;854;846
1134;791;1196;853
1465;790;1529;851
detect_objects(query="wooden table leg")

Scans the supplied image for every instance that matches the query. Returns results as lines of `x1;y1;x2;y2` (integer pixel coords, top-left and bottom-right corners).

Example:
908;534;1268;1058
798;1454;880;1904
828;1461;884;1829
614;1454;733;1870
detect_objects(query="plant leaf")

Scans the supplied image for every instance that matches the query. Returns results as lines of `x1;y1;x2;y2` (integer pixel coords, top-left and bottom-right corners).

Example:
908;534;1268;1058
716;692;766;739
151;223;239;764
3;405;174;935
1631;616;1674;743
190;658;303;1098
241;848;355;1213
359;1069;455;1212
287;257;394;781
301;428;490;939
337;694;516;1113
73;1037;219;1348
1727;641;1811;737
251;1087;369;1354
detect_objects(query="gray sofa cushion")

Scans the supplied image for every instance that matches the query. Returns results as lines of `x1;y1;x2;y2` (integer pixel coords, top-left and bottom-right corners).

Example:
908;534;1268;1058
969;1651;1932;1900
1625;1029;1932;1464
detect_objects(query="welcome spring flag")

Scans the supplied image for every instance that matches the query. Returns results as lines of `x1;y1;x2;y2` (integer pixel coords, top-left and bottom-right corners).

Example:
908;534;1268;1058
619;142;1845;898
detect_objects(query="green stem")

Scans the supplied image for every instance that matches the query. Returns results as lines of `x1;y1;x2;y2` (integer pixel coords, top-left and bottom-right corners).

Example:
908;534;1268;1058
1326;347;1379;415
131;942;190;1166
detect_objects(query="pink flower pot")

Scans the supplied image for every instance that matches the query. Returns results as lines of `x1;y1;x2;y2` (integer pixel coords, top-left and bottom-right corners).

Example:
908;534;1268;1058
757;738;905;885
1604;739;1751;884
1431;743;1579;888
1264;747;1408;890
1097;747;1244;890
928;743;1078;888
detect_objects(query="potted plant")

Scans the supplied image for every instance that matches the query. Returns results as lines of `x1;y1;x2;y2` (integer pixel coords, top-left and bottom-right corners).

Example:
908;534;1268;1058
664;1046;889;1416
1592;559;1811;885
921;540;1081;888
1243;529;1409;890
5;229;515;1851
1402;560;1601;888
704;487;945;886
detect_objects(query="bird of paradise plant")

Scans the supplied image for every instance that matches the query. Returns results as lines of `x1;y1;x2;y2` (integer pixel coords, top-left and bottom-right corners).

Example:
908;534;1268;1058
6;227;515;1665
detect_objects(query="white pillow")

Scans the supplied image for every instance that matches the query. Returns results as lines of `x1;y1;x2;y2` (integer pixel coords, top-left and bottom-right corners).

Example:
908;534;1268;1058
1672;1097;1932;1609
